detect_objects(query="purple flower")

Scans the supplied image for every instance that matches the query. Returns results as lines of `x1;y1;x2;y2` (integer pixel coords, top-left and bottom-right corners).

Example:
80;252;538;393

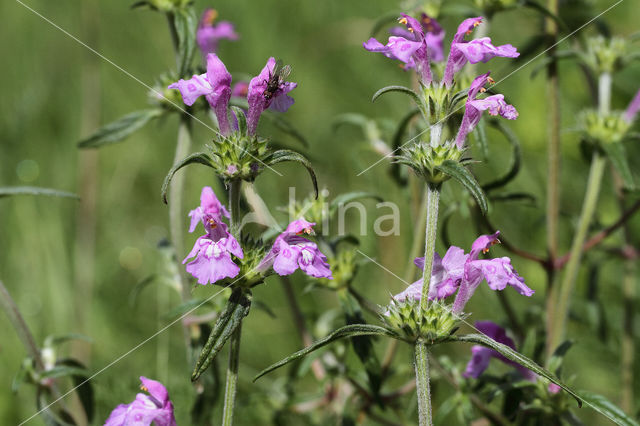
623;87;640;123
364;14;444;84
393;231;533;314
247;57;297;135
259;219;333;279
169;53;233;135
442;17;519;87
454;72;518;149
463;321;536;381
183;219;244;285
188;186;230;233
196;9;238;57
104;376;176;426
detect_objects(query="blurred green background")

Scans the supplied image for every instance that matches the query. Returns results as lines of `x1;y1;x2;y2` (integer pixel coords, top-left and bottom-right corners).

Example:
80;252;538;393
1;0;640;424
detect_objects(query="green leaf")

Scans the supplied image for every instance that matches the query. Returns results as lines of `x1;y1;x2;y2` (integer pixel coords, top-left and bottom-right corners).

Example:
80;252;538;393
162;298;213;322
192;289;251;381
390;108;420;186
329;192;383;216
578;391;640;426
450;333;582;407
37;385;77;426
548;340;573;375
482;120;522;191
435;160;488;214
332;113;369;132
230;106;247;135
161;152;215;204
78;109;163;148
44;333;92;348
522;0;568;30
473;119;489;161
264;114;309;147
602;142;635;190
0;187;79;200
172;9;197;77
370;11;402;37
56;359;94;423
372;85;423;110
264;149;318;198
253;324;399;382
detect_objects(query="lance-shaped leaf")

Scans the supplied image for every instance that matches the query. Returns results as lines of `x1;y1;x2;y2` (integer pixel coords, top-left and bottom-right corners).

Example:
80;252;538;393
390;108;421;186
577;391;640;426
265;114;309;148
482;120;522;191
370;11;402;37
372;86;424;112
78;109;163;149
602;142;635;190
435;160;488;214
264;149;318;198
338;291;383;397
161;152;215;203
172;8;197;77
329;192;383;216
449;333;582;407
192;289;251;381
253;324;400;382
0;187;79;200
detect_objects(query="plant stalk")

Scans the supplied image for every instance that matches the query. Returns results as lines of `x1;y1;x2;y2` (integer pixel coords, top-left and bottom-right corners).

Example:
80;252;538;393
414;340;433;426
222;323;242;426
544;0;561;357
169;116;193;303
549;152;607;353
419;184;440;310
228;179;242;235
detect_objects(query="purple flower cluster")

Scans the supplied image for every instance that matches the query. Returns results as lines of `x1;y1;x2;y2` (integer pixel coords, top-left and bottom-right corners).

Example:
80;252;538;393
196;8;238;58
454;72;518;149
364;15;518;86
184;187;243;285
169;55;296;136
259;219;333;279
393;231;534;314
105;377;176;426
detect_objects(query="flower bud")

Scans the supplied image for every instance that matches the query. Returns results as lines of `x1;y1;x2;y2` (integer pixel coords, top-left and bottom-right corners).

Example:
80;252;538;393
208;133;268;183
580;110;630;146
396;140;463;184
584;36;627;74
383;298;463;342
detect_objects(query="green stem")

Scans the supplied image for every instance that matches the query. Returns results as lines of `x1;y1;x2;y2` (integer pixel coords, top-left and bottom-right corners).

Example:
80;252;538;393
544;0;561;357
228;180;242;235
169;116;193;304
222;323;242;426
598;72;612;116
419;184;441;311
549;152;607;352
0;280;44;370
621;251;636;413
414;340;433;426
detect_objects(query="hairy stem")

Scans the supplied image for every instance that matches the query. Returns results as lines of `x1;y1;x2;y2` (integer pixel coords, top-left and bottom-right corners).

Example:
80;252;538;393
544;0;561;356
598;72;612;116
549;152;607;353
222;323;242;426
419;184;440;311
229;180;242;235
169;117;193;303
0;280;44;370
414;340;433;426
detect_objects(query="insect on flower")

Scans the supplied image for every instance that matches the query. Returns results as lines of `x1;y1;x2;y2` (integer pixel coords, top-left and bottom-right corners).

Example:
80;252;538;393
263;60;292;101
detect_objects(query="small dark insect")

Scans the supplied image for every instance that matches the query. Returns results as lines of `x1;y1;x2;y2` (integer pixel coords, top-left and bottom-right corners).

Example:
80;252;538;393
263;60;291;101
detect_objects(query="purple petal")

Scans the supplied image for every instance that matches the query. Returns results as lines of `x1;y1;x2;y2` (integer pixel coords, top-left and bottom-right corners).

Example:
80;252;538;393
140;376;168;405
470;231;501;259
285;218;316;234
452;17;484;44
453;38;519;64
168;74;212;106
393;279;423;302
463;345;493;378
185;246;240;285
470;258;534;296
442;17;484;86
298;244;333;279
624;87;640;123
273;241;301;276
